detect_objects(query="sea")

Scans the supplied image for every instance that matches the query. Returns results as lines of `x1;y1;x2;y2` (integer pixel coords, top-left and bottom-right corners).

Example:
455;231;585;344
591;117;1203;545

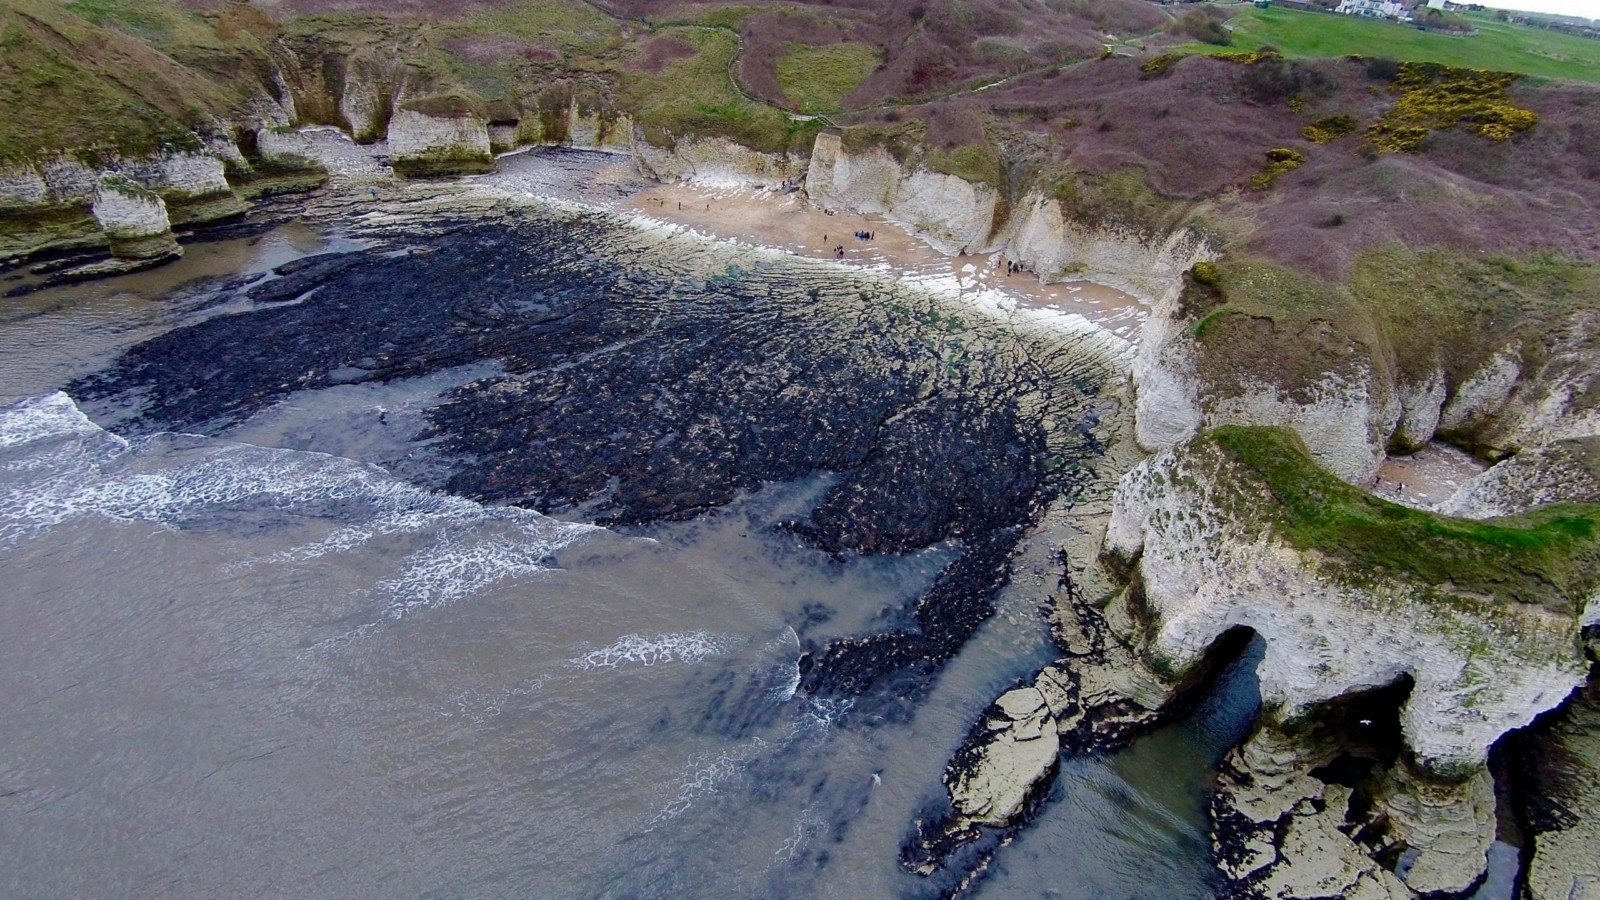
0;150;1292;898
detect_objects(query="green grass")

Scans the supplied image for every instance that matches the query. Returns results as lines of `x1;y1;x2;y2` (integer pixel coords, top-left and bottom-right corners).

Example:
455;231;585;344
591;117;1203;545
1208;425;1600;614
0;0;255;162
1189;249;1600;423
442;0;622;60
1191;6;1600;83
620;26;801;153
774;41;881;112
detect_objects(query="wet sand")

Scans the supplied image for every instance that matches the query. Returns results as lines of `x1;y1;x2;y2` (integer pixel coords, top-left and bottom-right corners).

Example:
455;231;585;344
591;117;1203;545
620;180;1151;344
1376;441;1488;510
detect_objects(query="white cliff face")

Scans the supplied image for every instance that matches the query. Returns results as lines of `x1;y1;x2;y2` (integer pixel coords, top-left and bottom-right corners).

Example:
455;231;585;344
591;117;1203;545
488;123;520;152
805;132;1216;292
632;135;804;188
805;133;998;255
38;155;102;203
1393;370;1447;451
568;102;631;151
339;62;390;142
0;164;49;208
1131;294;1390;484
1104;438;1587;774
1207;370;1390;485
1130;288;1206;451
92;176;178;259
386;108;491;160
1441;439;1600;520
1440;349;1522;436
1001;193;1215;300
122;152;233;199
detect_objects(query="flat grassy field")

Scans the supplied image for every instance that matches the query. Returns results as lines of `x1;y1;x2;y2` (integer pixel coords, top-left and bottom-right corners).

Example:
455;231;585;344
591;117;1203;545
774;41;880;112
1194;6;1600;82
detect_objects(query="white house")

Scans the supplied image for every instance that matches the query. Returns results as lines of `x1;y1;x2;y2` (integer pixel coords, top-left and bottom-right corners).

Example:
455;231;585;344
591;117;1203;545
1336;0;1408;16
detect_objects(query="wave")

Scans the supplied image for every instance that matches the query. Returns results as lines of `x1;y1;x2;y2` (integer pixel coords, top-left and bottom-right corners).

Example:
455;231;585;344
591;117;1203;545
0;392;598;639
567;630;742;670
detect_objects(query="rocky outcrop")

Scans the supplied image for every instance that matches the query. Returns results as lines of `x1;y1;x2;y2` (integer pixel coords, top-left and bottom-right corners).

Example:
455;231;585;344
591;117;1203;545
387;106;493;177
91;175;179;261
1106;428;1593;894
945;687;1060;830
1518;671;1600;900
805;132;1216;295
1213;726;1412;900
806;132;998;255
999;192;1215;301
633;135;804;189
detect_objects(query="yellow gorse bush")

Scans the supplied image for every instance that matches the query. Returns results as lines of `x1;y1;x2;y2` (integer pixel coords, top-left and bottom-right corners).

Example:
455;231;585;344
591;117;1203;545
1366;61;1538;152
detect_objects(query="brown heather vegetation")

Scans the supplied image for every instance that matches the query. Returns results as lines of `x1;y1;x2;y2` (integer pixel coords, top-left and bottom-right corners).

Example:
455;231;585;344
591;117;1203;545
0;0;1594;279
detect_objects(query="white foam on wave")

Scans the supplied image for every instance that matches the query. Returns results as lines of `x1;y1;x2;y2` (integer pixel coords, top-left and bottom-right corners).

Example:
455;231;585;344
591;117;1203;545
0;392;115;450
762;625;802;702
567;630;740;670
770;802;829;867
646;738;769;830
440;675;549;725
0;393;599;643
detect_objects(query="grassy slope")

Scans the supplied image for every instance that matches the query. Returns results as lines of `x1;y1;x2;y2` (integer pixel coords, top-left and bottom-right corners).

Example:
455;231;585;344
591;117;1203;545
1194;6;1600;83
1209;425;1600;615
621;26;817;152
774;41;880;112
0;0;260;163
1191;249;1600;413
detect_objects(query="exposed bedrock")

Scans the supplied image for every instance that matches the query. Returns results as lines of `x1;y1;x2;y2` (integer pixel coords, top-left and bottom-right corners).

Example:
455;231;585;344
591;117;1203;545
1132;265;1600;486
804;132;1216;299
1105;428;1596;895
632;135;805;189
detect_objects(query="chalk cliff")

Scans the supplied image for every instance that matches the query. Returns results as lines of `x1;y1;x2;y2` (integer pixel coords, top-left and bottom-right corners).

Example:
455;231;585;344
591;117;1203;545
633;135;804;188
91;175;179;261
1104;427;1593;895
387;106;494;177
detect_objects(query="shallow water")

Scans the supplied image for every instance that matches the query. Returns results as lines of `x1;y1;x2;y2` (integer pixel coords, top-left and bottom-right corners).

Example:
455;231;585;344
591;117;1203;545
2;158;1273;898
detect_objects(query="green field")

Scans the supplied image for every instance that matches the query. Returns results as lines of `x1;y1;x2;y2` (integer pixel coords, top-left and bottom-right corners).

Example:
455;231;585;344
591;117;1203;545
1193;6;1600;82
774;42;881;112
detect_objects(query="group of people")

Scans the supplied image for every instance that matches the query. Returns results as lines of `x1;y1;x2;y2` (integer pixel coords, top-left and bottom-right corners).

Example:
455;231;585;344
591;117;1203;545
1005;260;1025;275
854;230;875;241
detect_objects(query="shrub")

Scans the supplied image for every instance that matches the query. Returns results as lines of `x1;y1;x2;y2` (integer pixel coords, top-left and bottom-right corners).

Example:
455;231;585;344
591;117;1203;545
1302;114;1358;143
1364;62;1538;153
1172;10;1232;47
1140;53;1182;78
1249;147;1305;190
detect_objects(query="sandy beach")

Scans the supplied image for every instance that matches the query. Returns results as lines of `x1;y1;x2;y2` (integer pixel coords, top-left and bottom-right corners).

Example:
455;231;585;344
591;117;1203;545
616;178;1151;345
